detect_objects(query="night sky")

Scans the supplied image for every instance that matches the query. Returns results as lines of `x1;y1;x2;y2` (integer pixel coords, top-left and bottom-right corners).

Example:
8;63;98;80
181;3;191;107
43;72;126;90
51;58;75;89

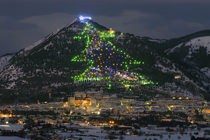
0;0;210;55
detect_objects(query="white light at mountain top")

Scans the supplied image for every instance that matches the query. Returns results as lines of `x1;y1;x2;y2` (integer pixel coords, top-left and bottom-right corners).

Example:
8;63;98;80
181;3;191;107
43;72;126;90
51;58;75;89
79;16;92;22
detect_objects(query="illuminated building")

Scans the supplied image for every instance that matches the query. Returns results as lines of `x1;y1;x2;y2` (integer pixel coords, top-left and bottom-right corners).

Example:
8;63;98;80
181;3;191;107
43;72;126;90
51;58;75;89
44;119;57;125
108;28;115;34
18;120;24;124
174;75;181;79
63;102;69;107
68;89;102;107
0;114;13;118
202;109;210;114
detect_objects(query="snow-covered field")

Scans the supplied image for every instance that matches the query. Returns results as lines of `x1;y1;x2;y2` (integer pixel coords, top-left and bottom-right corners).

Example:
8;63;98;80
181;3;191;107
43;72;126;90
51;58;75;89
57;124;210;140
0;136;27;140
0;124;23;131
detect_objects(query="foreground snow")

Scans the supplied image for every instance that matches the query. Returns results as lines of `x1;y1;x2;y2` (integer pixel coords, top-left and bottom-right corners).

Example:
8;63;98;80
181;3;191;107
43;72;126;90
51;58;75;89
0;136;27;140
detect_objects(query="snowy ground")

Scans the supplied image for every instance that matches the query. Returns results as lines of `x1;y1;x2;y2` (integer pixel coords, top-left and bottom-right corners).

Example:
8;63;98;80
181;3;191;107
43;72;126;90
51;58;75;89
0;124;23;131
0;136;27;140
57;123;210;140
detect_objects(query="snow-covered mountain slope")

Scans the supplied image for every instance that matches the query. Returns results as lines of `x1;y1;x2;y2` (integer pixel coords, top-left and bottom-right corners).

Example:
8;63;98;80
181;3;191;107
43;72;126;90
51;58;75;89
163;32;210;99
185;36;210;55
0;18;209;103
166;36;210;56
0;19;84;90
0;54;13;72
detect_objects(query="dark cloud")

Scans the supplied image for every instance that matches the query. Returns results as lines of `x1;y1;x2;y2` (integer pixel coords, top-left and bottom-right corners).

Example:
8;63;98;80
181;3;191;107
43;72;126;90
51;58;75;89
0;0;210;55
0;17;37;31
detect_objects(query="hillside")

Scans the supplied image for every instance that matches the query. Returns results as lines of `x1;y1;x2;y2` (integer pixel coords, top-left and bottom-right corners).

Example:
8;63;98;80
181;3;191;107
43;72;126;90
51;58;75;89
0;17;209;104
164;33;210;100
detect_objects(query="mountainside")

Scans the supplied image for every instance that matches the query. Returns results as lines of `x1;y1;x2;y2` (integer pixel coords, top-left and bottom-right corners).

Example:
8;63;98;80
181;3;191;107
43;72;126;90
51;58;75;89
0;18;209;104
164;32;210;99
0;53;14;73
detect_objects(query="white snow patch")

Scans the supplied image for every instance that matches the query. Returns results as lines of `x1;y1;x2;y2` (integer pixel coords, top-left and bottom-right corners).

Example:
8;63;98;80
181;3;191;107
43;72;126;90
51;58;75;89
186;36;210;55
167;36;210;56
50;83;62;88
67;40;72;44
200;67;210;78
0;64;24;89
116;33;125;40
166;43;183;55
148;38;166;43
43;42;53;50
69;26;82;32
0;54;13;72
0;124;24;132
7;82;16;89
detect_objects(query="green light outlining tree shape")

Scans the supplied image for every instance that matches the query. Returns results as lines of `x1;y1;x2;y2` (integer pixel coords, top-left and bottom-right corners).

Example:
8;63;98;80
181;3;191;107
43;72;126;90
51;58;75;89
71;22;157;88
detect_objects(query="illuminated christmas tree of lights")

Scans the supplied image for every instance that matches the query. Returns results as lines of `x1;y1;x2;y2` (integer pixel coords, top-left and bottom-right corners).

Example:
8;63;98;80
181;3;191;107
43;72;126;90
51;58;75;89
71;19;156;89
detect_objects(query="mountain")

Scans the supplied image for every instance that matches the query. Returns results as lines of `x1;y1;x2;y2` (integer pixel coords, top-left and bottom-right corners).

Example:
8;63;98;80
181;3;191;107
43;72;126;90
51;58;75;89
0;18;209;104
163;31;210;100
